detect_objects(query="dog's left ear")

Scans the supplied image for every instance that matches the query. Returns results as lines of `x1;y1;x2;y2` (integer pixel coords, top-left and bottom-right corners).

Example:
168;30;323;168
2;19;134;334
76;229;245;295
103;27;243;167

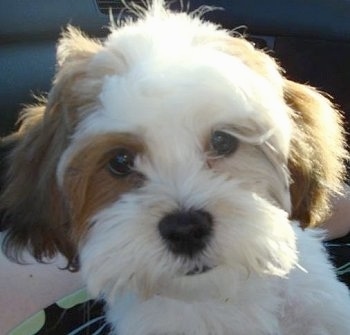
284;80;348;228
0;27;103;270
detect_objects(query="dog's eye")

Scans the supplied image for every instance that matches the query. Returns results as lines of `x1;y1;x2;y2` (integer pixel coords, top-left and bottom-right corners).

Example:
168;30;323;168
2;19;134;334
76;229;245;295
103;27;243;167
211;130;239;156
108;148;135;176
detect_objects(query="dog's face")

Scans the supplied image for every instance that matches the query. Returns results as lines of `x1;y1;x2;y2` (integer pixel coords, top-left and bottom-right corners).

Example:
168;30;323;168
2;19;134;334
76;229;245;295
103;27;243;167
65;30;296;298
0;3;347;302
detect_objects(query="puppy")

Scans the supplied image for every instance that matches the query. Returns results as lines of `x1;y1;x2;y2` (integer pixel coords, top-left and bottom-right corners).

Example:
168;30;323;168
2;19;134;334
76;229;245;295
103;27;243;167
1;1;350;334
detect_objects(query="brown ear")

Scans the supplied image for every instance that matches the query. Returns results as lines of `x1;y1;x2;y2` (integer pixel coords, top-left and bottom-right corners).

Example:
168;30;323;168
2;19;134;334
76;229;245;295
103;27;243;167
0;103;78;268
0;27;102;270
285;80;348;228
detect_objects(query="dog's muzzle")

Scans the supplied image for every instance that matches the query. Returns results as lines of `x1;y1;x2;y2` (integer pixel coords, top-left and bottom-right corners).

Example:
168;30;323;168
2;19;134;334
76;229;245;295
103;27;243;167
158;209;213;257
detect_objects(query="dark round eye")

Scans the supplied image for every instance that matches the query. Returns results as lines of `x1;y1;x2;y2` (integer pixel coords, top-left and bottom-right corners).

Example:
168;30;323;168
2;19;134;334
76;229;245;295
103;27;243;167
211;130;239;156
108;148;135;176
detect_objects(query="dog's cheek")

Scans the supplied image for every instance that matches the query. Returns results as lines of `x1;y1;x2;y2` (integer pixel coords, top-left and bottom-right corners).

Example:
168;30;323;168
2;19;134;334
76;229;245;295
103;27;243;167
65;172;119;240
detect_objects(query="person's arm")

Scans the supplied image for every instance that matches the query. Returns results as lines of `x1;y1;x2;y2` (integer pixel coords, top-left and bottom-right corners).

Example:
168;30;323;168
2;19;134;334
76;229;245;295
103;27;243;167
0;248;83;334
322;184;350;240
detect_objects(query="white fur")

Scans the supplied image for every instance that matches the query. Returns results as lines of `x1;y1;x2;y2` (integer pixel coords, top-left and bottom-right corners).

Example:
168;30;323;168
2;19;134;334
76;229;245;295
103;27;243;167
58;2;350;334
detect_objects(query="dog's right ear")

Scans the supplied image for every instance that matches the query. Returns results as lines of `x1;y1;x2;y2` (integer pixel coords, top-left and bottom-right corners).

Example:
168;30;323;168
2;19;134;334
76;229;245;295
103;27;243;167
0;27;103;270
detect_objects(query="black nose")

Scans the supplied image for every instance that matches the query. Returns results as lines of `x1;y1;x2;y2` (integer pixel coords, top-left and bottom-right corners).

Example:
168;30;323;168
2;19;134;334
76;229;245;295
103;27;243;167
158;210;213;257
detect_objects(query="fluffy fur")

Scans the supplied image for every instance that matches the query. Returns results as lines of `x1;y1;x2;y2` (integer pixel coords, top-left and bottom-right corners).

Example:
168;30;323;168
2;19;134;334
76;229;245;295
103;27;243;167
1;1;349;334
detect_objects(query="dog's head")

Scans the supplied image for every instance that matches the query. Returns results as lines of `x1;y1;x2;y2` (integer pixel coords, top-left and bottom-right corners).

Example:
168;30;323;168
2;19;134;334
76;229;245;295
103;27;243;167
0;2;347;300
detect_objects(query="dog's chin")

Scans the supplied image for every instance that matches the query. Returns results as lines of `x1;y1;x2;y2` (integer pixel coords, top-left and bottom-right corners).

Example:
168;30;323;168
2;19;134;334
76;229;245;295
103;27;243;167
152;264;249;304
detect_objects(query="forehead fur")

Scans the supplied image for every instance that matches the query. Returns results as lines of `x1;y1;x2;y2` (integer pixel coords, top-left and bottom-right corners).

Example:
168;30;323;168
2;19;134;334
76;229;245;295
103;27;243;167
53;2;287;130
101;7;286;119
106;7;282;85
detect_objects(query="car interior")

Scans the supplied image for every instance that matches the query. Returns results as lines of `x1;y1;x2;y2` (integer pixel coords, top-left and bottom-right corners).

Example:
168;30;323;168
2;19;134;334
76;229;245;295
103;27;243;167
0;0;349;333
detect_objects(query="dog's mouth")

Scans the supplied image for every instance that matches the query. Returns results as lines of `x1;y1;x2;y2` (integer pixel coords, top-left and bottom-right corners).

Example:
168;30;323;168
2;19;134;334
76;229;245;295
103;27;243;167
185;265;213;276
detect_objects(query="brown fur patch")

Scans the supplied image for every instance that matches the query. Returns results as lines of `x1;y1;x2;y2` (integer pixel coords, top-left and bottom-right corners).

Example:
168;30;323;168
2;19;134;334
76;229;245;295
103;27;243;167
62;134;145;243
